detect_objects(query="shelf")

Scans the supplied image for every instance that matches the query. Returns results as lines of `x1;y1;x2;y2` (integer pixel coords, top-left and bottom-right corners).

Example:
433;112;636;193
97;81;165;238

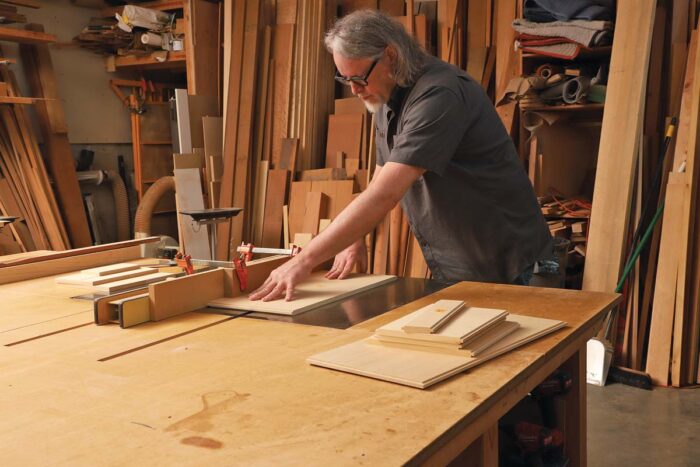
520;103;604;112
101;0;184;17
522;46;612;61
141;141;173;146
112;50;186;70
0;25;56;44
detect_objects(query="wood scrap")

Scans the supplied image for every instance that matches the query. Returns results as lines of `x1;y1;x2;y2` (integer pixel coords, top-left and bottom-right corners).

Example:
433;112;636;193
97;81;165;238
401;300;466;334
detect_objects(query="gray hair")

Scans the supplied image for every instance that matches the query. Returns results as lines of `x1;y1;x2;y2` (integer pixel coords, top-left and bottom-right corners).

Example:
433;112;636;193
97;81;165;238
324;9;428;87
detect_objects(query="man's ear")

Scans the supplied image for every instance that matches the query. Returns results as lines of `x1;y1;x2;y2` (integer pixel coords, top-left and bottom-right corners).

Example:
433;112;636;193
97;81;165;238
385;45;397;64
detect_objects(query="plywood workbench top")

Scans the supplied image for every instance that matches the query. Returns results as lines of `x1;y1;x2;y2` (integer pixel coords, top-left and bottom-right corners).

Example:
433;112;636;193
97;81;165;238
0;275;619;466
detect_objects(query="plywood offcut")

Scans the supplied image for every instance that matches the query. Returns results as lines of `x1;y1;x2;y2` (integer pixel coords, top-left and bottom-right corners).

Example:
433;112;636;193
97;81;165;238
208;271;396;315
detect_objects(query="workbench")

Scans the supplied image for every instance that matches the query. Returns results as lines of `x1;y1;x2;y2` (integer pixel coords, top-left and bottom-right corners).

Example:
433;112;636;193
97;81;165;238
0;269;619;466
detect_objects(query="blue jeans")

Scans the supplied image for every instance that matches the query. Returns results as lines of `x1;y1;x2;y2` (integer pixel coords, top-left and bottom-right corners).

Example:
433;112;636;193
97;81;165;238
511;263;535;286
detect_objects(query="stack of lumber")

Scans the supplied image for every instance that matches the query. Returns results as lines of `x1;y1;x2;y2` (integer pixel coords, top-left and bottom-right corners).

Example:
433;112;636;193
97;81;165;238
373;300;524;356
0;60;70;252
73;17;131;54
0;21;91;254
216;0;336;260
74;2;180;56
581;2;700;387
438;0;496;94
308;299;566;389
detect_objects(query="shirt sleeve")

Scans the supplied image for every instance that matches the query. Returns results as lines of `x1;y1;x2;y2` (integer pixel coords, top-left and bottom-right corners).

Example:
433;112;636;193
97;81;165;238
388;86;471;176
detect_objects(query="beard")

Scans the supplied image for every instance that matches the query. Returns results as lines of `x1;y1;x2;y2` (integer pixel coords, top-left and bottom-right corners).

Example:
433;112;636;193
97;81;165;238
360;96;386;114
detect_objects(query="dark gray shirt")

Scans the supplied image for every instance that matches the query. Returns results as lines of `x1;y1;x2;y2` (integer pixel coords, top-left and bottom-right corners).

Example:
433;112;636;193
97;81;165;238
375;56;552;284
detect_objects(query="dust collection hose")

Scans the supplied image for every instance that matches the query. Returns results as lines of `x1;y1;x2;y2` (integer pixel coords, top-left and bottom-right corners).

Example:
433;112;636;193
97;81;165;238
103;170;130;241
134;175;176;237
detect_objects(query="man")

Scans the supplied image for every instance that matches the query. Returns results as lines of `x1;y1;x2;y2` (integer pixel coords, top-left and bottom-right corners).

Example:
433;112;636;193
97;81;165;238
250;10;552;302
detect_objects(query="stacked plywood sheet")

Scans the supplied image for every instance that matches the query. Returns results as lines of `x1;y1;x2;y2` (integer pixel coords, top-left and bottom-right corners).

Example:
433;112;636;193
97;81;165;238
308;299;566;389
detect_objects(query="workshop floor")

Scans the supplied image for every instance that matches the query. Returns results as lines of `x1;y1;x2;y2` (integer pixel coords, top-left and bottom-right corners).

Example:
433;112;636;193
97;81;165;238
588;383;700;466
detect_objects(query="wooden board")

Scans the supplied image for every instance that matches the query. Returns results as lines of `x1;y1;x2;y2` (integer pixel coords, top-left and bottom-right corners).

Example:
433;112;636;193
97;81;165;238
230;0;262;251
174;168;211;259
401;300;466;334
271;24;295;168
334;97;367;115
202;116;223;158
184;0;220;96
375;320;521;357
302;191;327;235
645;176;687;385
149;269;225;321
0;24;55;43
466;0;488;82
80;263;141;276
0;238;155;268
0;245;143;285
208;271;396;315
298;168;348;181
279;137;299;171
326;113;364;168
582;1;656;292
672;23;700;387
377;306;508;345
260;169;289;247
310;180;355;219
252;160;269;245
55;268;154;287
94;272;174;294
288;180;355;240
308;314;567;389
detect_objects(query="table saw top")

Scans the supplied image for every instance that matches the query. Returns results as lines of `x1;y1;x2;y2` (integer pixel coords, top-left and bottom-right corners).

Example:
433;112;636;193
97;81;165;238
0;272;620;465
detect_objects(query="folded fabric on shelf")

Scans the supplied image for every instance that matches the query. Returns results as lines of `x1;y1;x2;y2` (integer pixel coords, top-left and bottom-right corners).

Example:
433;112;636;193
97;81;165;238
518;41;583;60
513;18;613;47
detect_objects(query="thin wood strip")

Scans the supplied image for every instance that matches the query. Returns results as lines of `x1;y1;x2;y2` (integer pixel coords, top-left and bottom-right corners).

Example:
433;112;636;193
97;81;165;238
230;0;261;250
216;0;246;260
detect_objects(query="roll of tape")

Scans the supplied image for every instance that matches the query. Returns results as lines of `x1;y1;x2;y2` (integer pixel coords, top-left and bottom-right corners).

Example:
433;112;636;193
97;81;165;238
141;32;163;46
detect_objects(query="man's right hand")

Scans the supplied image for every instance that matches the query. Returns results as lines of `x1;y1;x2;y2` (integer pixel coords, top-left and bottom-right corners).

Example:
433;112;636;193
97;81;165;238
325;238;367;280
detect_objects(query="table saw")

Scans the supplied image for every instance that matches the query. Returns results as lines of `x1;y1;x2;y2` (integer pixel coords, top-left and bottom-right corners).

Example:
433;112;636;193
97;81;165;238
0;244;620;466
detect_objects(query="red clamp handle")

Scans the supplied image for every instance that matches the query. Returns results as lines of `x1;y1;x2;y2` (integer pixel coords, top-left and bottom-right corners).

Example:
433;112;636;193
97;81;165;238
233;256;248;292
175;252;194;275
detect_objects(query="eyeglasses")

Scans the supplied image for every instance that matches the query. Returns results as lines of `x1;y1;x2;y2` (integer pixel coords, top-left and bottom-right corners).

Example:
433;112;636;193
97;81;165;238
334;57;380;87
